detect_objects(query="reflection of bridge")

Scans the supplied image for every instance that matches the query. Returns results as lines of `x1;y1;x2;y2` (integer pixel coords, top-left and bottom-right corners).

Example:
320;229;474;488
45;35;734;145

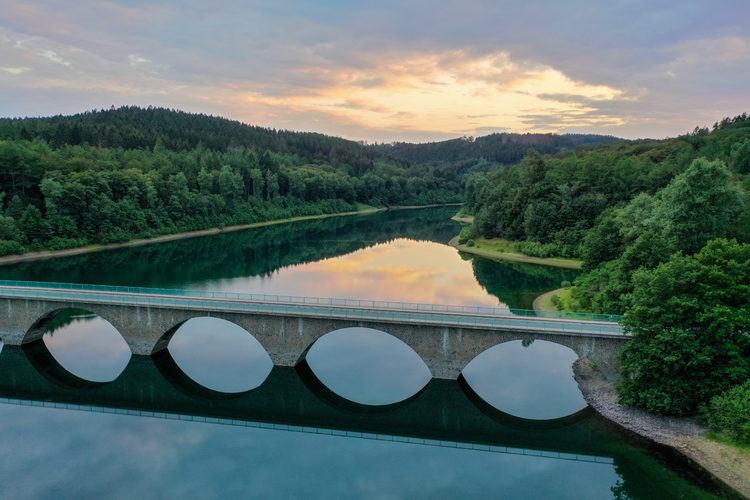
0;282;628;381
0;344;620;462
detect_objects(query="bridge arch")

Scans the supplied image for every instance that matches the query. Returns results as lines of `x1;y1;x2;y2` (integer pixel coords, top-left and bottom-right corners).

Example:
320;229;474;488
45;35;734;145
151;316;274;400
293;327;432;414
21;307;132;389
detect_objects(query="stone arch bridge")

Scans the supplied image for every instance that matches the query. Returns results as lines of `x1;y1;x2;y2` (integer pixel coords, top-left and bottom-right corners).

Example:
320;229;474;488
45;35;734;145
0;284;628;382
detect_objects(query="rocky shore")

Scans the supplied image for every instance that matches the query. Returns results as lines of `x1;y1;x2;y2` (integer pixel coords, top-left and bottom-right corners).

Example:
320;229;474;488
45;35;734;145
573;357;750;498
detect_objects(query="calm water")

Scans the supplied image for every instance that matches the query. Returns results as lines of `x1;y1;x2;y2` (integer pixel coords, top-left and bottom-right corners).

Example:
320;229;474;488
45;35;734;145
0;207;740;499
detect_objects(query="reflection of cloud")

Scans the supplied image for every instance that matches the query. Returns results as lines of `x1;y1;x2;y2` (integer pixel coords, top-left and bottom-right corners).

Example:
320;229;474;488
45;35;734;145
0;402;620;498
206;239;503;307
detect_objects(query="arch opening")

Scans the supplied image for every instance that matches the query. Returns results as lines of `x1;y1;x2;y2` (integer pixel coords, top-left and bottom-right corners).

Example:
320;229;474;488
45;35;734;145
155;317;273;399
23;308;132;387
297;327;432;411
460;339;587;421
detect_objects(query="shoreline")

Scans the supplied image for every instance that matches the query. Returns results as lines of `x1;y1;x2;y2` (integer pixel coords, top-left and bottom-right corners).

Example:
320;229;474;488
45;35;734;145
532;288;566;317
0;204;460;267
573;358;750;498
449;236;583;269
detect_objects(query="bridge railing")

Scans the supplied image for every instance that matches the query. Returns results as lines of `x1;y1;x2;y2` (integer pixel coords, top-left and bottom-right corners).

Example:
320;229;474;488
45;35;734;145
0;286;626;336
0;280;623;323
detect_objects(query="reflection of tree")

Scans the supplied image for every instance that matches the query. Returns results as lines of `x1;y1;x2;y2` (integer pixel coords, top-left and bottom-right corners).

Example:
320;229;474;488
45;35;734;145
470;255;580;310
44;308;98;336
607;444;737;500
0;208;462;288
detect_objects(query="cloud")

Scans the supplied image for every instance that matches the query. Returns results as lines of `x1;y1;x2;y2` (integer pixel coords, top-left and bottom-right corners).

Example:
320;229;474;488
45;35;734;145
0;0;748;141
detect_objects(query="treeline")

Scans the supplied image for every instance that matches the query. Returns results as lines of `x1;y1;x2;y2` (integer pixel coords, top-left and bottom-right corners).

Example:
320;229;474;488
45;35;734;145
0;106;392;174
463;113;750;426
0;109;464;257
371;132;620;164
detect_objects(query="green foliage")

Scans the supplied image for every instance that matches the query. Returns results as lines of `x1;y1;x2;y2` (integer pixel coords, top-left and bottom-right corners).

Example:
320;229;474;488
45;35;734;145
457;227;473;244
617;239;750;415
651;158;741;254
561;281;571;288
704;380;750;444
466;239;475;247
0;108;466;256
581;209;624;270
373;132;619;165
0;240;23;256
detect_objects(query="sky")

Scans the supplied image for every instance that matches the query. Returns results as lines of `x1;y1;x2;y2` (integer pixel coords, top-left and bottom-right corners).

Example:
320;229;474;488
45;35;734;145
0;0;748;142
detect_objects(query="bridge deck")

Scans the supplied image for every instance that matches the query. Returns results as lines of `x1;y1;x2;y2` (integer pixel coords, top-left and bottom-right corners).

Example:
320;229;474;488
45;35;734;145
0;285;625;338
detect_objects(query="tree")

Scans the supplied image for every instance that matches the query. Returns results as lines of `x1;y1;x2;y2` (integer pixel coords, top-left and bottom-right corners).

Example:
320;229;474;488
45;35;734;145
617;239;750;415
250;168;263;199
19;204;48;243
581;209;623;270
651;158;741;254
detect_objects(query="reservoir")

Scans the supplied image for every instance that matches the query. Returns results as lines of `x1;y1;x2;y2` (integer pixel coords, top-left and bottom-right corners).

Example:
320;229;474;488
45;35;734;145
0;207;740;499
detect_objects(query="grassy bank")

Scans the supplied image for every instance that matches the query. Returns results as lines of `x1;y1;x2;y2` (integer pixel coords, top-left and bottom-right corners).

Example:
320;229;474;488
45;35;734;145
450;237;583;269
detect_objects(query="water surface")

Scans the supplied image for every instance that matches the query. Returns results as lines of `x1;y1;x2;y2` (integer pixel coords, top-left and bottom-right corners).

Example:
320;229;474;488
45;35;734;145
0;207;737;499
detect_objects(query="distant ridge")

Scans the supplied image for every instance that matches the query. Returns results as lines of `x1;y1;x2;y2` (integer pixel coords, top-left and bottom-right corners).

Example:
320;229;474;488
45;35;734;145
371;132;621;164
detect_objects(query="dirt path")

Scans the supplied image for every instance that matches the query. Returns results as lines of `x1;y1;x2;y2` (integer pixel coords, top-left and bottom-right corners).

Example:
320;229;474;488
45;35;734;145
574;358;750;498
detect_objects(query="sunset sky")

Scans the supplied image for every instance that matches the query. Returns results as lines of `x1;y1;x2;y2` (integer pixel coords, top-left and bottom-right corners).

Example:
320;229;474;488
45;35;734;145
1;0;748;142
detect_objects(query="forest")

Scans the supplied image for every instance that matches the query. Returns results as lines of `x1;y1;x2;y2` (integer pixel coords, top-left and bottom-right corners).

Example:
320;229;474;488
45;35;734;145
462;113;750;439
371;132;619;164
0;107;471;256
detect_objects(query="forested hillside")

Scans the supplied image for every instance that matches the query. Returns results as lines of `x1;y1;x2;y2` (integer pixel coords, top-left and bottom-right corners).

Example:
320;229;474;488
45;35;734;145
0;106;387;174
372;132;620;164
0;107;466;256
462;113;750;418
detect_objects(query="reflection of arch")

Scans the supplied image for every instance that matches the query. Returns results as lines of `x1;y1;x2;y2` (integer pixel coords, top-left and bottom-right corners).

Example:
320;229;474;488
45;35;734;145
22;338;108;390
151;348;257;401
150;316;273;401
21;308;124;389
293;332;431;416
23;308;67;344
295;356;429;415
458;373;592;430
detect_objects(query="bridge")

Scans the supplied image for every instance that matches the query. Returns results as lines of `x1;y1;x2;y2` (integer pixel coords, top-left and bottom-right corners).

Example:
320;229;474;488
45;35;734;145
0;281;629;381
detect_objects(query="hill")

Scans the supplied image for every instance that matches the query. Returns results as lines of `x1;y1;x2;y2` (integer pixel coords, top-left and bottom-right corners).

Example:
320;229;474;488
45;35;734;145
0;106;391;175
371;132;621;164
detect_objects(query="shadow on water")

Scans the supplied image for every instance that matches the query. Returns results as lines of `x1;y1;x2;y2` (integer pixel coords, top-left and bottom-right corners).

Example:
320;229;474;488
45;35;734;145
0;344;742;500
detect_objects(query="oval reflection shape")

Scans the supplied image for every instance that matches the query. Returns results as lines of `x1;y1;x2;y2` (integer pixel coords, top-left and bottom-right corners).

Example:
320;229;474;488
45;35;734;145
42;309;132;383
304;327;432;406
461;340;586;420
167;317;273;393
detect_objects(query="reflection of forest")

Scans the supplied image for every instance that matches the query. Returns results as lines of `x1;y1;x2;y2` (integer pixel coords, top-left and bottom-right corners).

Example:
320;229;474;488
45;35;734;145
43;308;98;336
469;254;580;310
0;207;462;287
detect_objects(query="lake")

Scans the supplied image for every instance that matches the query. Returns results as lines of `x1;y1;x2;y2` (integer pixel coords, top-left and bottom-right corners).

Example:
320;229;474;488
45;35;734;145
0;207;739;499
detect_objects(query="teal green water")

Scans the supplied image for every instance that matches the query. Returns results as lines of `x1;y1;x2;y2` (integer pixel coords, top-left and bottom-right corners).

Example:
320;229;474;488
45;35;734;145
0;207;741;499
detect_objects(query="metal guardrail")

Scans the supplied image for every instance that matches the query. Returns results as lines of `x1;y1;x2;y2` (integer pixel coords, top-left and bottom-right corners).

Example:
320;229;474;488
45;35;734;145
0;286;625;337
0;280;623;323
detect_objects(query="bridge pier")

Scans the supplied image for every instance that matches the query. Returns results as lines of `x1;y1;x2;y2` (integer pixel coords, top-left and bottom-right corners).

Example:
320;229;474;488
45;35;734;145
0;297;628;381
